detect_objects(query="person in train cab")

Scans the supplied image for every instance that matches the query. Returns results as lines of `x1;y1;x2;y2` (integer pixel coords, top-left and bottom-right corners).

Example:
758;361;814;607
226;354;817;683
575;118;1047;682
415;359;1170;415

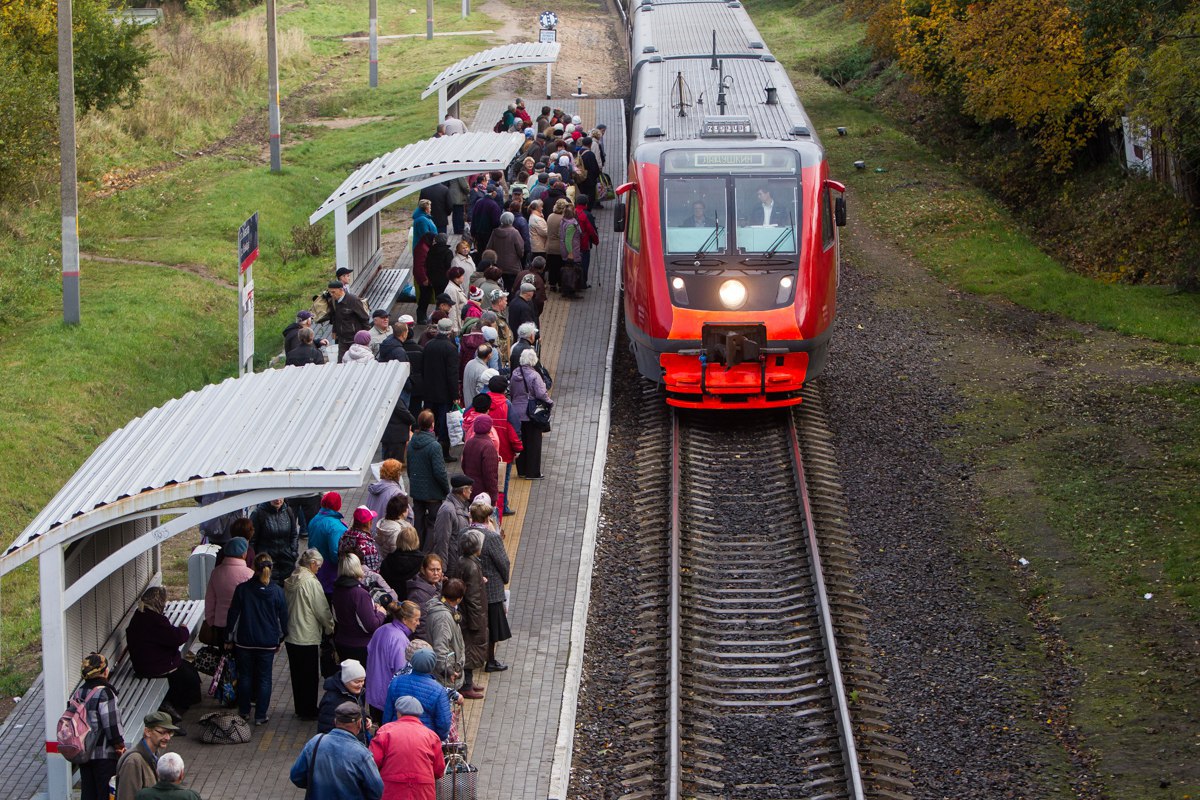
754;186;790;227
682;201;710;228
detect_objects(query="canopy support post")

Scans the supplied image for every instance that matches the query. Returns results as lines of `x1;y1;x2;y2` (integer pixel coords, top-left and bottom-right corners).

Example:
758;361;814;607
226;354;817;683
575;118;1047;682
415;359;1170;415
41;548;71;800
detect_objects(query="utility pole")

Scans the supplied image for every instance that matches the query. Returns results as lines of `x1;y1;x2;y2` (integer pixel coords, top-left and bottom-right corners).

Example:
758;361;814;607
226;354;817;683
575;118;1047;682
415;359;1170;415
426;0;434;40
267;0;282;172
58;0;80;324
369;0;378;87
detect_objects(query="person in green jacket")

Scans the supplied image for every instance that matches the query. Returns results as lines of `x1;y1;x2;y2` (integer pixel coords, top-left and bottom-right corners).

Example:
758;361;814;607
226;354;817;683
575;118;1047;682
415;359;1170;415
134;753;202;800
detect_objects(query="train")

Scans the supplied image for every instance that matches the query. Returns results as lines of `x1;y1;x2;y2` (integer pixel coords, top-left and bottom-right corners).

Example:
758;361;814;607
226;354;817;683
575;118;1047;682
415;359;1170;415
613;0;846;409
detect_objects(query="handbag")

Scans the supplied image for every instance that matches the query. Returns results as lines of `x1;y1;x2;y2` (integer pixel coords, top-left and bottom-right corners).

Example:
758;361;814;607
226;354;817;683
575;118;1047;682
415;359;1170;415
198;621;216;646
207;655;239;707
436;744;478;800
194;645;222;676
518;368;552;431
198;712;251;745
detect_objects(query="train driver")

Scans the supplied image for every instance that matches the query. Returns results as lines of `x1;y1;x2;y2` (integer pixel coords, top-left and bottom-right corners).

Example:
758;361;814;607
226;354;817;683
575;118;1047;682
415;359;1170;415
754;186;790;227
681;201;710;228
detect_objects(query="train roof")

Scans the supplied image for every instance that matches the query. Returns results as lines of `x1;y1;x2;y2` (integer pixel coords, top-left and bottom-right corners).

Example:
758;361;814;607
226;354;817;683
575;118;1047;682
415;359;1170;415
631;0;769;72
631;56;815;149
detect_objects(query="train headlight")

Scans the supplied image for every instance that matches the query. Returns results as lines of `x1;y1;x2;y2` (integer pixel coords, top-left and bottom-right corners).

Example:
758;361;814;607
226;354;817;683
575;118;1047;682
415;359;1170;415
777;275;794;304
671;277;685;290
670;275;689;306
718;279;747;310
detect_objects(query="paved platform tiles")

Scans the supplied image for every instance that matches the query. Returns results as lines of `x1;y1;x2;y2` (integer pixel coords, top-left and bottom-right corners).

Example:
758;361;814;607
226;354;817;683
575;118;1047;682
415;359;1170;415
0;98;624;799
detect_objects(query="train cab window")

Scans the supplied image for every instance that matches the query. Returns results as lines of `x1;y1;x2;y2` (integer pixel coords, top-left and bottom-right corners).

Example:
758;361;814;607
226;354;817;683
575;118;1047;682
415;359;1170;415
821;187;835;250
734;179;798;254
626;189;642;252
663;177;728;254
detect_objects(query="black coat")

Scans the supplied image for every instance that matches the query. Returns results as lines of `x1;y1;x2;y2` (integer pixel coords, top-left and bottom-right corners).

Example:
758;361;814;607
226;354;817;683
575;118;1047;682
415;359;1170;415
325;292;369;344
249;502;300;582
382;397;415;456
419;183;452;232
282;322;303;353
426;241;454;295
508;294;539;334
422;334;460;404
286;344;326;367
402;340;425;398
317;675;369;744
380;549;424;600
377;336;409;364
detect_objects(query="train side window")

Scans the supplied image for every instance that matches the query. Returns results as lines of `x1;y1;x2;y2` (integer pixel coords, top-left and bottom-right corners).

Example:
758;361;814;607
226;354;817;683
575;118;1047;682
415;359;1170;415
821;187;835;250
627;190;642;252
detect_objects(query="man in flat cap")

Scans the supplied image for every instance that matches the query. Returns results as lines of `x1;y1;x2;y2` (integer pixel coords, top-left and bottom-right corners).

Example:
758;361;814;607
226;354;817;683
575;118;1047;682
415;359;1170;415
291;701;382;800
317;280;370;361
115;711;178;800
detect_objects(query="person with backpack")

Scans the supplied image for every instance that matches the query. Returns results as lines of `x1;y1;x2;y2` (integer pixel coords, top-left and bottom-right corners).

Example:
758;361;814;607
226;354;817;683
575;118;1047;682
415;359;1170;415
65;652;125;800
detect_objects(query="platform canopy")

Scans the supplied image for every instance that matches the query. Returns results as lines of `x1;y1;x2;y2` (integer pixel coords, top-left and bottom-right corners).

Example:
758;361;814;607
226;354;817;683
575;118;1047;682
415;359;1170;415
423;41;561;121
309;131;524;270
0;360;408;582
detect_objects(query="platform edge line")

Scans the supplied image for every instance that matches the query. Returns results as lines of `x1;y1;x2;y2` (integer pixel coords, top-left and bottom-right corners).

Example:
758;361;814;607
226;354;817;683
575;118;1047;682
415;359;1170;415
547;252;622;800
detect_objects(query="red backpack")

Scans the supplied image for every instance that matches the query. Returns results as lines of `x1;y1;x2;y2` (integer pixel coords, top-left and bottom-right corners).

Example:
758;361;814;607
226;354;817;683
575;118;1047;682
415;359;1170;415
56;686;104;764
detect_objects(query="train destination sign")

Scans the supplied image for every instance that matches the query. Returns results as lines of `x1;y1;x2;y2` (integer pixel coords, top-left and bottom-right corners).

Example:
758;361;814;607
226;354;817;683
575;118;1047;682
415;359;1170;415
663;148;798;174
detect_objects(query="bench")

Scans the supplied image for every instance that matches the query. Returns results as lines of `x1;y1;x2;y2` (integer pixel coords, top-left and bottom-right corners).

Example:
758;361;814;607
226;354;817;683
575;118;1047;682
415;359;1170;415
280;266;412;367
101;599;206;739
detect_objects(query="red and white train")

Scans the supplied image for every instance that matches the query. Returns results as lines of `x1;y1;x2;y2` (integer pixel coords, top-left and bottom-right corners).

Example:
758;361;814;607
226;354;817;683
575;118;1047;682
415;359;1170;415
615;0;846;409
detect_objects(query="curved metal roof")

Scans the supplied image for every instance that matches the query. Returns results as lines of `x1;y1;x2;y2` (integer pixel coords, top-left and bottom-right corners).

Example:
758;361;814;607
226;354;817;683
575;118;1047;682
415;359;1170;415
0;361;408;575
309;132;524;225
422;42;561;99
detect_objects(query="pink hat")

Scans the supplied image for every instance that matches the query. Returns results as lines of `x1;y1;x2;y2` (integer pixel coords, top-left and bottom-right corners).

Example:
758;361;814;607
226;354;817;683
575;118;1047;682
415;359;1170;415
353;506;376;525
473;414;493;434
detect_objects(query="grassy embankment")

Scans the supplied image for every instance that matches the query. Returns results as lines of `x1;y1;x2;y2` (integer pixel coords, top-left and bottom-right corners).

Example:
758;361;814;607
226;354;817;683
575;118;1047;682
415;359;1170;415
0;0;502;696
750;0;1200;796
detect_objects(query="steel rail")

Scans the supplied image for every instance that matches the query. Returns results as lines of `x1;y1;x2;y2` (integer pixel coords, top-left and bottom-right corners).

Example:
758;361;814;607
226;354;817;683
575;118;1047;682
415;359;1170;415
666;410;682;799
787;411;866;799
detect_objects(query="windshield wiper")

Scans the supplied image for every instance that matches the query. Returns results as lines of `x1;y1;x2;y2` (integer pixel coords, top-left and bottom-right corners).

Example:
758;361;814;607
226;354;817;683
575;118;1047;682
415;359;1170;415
764;209;795;258
694;215;723;259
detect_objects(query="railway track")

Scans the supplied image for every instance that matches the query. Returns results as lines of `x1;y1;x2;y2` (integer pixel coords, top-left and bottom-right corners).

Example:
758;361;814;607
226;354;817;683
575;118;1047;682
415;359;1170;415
619;387;913;800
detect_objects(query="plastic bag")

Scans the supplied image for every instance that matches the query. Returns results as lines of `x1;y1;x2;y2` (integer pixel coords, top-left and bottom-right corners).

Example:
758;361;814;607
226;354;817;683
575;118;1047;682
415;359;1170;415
447;407;465;448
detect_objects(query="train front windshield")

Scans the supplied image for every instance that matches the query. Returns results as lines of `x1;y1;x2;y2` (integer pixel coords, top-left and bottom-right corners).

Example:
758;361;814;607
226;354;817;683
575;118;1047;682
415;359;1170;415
662;149;800;261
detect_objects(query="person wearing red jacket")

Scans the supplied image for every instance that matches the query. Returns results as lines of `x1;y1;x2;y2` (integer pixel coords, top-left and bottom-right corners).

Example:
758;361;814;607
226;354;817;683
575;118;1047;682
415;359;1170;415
370;696;445;800
485;375;523;518
574;196;600;289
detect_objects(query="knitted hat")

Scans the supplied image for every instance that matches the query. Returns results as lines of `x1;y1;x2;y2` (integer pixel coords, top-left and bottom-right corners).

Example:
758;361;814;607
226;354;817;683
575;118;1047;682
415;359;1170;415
469;286;484;302
353;330;371;346
321;491;342;511
472;493;492;507
473;415;493;434
340;659;366;684
488;375;508;393
222;537;249;557
437;318;455;333
81;652;107;680
410;649;436;674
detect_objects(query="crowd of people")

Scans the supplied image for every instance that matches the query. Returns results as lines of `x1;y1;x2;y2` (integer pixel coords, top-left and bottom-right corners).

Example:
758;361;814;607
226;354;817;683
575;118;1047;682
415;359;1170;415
62;100;608;800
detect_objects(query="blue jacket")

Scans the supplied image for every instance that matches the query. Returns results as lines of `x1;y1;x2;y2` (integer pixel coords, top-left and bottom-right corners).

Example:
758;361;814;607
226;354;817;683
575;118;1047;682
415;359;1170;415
381;671;452;739
412;208;437;241
227;578;288;647
290;728;383;800
307;508;347;566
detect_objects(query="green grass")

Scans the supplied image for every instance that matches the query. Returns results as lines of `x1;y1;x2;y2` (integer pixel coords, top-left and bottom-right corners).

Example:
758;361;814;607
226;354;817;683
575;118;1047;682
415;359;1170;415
0;0;502;690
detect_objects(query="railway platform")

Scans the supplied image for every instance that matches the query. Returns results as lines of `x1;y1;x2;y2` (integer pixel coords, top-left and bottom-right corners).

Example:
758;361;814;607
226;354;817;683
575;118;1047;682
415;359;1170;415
0;97;624;800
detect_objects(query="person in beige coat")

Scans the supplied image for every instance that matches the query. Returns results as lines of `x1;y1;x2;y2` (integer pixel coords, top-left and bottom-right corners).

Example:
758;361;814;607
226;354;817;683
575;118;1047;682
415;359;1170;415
284;549;336;720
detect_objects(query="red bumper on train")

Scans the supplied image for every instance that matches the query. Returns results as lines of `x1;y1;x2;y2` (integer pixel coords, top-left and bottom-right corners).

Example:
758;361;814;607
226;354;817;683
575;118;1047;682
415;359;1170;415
660;351;809;409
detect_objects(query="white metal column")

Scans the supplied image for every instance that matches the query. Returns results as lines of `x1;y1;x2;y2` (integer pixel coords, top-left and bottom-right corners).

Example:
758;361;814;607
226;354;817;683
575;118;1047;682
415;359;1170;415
335;205;350;271
40;548;72;800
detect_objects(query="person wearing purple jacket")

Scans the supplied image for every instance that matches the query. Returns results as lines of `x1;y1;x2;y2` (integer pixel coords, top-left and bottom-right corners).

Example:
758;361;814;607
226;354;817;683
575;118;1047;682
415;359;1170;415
364;601;421;724
333;553;387;665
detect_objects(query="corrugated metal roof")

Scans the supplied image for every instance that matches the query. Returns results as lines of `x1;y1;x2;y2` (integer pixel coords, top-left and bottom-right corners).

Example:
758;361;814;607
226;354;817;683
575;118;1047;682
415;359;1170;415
631;1;767;71
1;361;408;574
422;42;561;98
636;57;811;143
309;132;524;225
